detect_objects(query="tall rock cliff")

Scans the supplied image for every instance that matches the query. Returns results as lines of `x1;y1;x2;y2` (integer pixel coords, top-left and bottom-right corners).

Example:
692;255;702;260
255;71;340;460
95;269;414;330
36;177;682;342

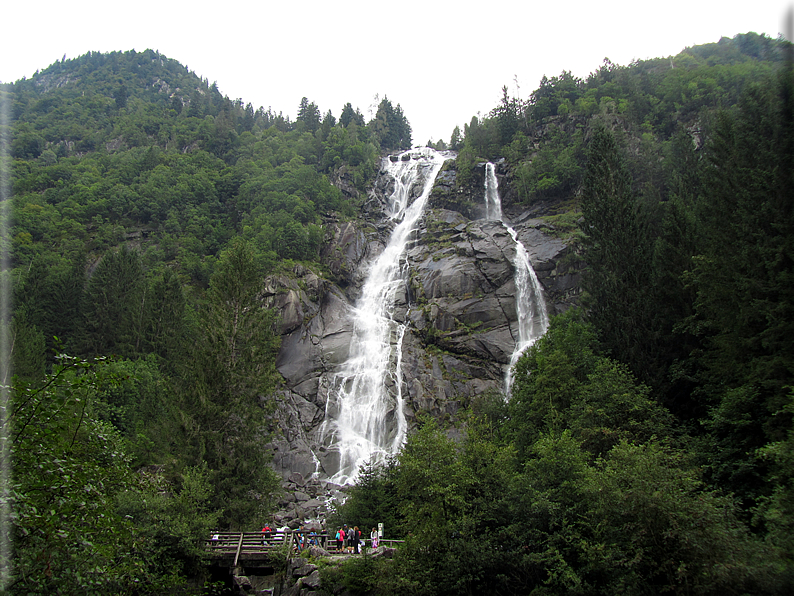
264;154;582;482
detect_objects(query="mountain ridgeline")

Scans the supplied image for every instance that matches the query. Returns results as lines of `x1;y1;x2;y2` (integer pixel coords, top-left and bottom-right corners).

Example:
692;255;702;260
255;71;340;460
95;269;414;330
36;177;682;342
4;33;794;594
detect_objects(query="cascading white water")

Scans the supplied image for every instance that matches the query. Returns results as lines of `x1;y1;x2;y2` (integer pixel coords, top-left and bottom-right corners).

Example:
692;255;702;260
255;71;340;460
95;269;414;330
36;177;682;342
323;148;450;484
484;162;549;393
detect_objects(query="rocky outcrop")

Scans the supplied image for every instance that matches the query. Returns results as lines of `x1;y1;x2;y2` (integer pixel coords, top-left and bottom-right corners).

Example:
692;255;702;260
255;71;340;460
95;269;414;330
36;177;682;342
284;557;321;594
278;547;399;596
270;472;346;530
265;153;582;493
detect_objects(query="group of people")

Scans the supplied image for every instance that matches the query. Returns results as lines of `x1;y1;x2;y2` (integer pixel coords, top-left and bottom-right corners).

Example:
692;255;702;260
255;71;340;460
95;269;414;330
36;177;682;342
261;525;320;550
294;527;320;550
258;523;381;554
335;525;380;553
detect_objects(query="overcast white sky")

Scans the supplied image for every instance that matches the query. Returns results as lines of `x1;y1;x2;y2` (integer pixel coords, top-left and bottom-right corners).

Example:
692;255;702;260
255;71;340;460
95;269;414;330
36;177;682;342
1;1;790;145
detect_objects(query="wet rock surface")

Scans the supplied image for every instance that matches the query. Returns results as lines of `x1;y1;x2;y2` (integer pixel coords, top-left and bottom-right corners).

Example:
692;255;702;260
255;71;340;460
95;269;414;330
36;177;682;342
268;472;345;530
265;153;583;496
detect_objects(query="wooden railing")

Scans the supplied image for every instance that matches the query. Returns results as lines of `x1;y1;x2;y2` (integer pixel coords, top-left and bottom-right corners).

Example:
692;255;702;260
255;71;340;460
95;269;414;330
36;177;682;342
206;531;327;561
205;531;404;563
207;532;284;564
380;539;405;548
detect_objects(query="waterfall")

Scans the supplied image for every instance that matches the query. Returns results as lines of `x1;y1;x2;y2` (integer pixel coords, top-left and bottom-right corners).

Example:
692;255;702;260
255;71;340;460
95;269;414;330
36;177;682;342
323;148;450;484
484;162;549;393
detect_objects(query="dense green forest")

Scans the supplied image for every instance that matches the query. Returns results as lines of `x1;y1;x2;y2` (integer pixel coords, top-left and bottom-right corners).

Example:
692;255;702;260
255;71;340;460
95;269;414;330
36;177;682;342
3;48;412;594
333;32;794;595
2;32;793;594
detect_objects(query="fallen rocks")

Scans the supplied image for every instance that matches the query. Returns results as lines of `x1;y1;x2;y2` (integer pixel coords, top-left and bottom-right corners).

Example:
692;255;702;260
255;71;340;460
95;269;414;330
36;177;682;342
270;473;347;530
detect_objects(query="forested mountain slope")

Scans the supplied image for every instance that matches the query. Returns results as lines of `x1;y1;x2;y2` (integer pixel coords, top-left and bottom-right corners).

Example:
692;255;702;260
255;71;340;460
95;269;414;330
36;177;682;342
3;33;793;594
324;32;794;595
4;48;414;593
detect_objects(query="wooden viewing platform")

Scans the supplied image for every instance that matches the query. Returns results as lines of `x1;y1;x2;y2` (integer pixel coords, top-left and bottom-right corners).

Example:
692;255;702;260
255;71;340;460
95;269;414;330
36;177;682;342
206;531;308;566
205;531;404;566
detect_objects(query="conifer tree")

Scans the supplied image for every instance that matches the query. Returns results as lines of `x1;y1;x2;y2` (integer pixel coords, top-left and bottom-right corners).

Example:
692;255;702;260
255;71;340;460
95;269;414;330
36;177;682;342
296;96;322;134
177;238;281;527
81;246;146;358
369;97;412;150
649;129;704;414
340;102;364;127
580;125;657;383
144;268;186;366
493;85;519;145
686;75;794;506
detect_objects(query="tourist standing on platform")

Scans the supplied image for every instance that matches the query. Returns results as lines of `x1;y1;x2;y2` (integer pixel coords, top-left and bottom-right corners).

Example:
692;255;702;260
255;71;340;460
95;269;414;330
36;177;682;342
370;527;379;550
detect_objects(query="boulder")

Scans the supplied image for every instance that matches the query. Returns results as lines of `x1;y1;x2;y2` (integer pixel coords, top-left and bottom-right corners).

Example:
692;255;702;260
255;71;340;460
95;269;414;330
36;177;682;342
306;545;329;558
301;570;322;589
291;560;318;578
232;574;252;593
281;584;302;596
289;472;306;487
372;546;398;559
278;493;297;506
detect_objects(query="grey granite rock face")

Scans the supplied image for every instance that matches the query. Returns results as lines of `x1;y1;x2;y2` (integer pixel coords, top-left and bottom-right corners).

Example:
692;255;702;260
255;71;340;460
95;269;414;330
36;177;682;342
266;154;582;487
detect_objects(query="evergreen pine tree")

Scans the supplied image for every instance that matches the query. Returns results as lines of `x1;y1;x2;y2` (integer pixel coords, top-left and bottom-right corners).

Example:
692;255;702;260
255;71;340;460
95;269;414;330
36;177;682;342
81;247;145;358
685;75;794;506
176;238;281;527
580;125;657;383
